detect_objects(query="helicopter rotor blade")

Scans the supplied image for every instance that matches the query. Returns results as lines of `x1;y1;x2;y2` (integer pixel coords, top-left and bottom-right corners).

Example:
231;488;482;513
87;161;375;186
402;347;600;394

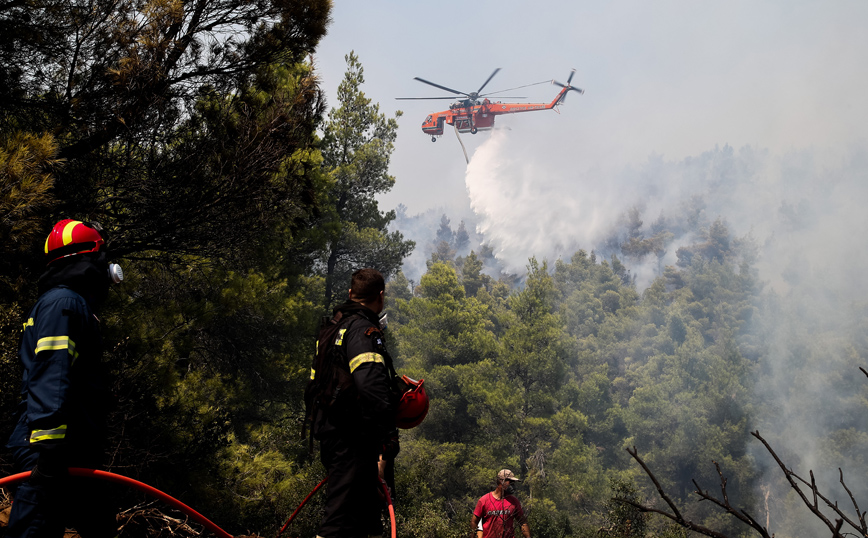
396;96;463;100
480;79;551;98
567;69;576;85
476;68;501;94
413;77;469;97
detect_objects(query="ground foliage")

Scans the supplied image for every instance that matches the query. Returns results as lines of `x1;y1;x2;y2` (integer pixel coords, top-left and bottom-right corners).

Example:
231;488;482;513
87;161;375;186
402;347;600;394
2;3;868;537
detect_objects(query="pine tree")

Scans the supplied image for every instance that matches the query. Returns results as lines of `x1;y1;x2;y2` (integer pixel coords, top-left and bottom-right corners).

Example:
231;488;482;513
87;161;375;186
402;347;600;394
455;220;471;251
436;214;454;244
317;52;414;307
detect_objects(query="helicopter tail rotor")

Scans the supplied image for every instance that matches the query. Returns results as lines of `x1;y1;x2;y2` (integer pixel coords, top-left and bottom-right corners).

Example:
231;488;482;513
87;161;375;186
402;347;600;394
552;69;584;103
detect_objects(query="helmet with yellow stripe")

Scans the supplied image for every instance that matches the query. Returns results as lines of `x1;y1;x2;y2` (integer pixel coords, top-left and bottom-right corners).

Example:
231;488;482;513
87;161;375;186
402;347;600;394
44;219;124;284
44;219;105;265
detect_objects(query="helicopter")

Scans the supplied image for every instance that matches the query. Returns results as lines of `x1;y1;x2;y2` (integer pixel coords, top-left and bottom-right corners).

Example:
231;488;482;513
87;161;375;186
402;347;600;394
397;68;583;161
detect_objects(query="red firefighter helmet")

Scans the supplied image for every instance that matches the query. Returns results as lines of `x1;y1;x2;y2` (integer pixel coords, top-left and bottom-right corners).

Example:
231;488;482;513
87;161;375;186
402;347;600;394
44;219;105;264
396;376;429;429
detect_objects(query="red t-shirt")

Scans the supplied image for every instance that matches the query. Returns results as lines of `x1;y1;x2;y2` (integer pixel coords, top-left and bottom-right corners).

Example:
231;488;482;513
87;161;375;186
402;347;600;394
473;492;526;538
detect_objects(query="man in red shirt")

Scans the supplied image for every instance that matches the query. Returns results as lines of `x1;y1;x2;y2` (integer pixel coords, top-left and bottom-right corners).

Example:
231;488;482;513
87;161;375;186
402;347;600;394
472;469;531;538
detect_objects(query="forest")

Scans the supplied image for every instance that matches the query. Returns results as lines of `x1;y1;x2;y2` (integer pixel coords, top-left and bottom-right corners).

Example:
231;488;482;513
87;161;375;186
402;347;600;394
2;1;868;537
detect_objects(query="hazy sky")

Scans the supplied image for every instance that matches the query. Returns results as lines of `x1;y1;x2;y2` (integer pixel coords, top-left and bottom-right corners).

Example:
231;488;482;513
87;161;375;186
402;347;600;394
315;0;868;216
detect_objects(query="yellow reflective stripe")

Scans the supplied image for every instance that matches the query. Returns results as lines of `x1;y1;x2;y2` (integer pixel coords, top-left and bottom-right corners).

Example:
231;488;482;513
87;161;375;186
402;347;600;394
335;329;347;346
310;367;316;380
349;352;384;373
35;336;75;355
30;425;68;443
35;336;69;352
62;220;82;246
35;336;78;363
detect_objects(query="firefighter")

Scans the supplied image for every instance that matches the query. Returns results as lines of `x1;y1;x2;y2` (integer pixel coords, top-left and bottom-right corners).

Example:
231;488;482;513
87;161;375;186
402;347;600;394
472;470;531;538
310;268;400;538
5;220;123;537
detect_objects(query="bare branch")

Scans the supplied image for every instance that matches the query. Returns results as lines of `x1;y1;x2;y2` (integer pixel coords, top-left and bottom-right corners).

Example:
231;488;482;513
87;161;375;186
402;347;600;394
624;446;780;537
751;431;833;530
690;466;773;538
613;376;868;538
614;497;732;538
624;447;742;538
838;468;868;534
715;461;730;506
626;446;683;521
750;431;868;535
798;471;866;534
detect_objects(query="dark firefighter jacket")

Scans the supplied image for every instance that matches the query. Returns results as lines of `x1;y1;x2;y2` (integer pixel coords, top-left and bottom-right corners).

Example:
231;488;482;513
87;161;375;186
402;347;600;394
312;300;397;444
6;284;109;452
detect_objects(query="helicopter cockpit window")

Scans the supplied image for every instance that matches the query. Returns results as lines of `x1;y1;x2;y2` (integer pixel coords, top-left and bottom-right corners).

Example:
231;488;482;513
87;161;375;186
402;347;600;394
424;115;432;125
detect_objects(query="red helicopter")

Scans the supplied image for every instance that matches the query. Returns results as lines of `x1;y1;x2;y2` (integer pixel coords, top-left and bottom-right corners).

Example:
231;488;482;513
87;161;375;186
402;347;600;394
397;68;583;160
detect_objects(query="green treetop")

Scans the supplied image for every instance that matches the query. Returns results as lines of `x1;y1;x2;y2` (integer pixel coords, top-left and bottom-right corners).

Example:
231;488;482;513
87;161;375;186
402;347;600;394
316;51;414;307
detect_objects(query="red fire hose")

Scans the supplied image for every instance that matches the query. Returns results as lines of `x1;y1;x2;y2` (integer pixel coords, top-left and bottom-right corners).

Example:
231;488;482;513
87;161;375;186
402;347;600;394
276;476;396;538
0;468;233;538
2;468;397;538
379;477;397;538
276;476;328;536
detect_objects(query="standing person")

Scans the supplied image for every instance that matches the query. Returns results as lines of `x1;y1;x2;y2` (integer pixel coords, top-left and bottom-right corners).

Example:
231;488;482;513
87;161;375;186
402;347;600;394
5;219;124;537
472;469;531;538
307;268;400;538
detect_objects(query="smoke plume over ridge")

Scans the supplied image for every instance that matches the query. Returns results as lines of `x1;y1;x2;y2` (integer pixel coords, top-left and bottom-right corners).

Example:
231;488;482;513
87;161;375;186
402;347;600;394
466;129;868;298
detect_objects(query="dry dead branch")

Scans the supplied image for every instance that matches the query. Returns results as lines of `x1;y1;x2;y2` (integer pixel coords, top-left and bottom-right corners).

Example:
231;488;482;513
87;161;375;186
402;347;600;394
615;367;868;538
688;460;772;538
619;446;732;538
117;501;202;537
751;430;867;537
620;432;868;538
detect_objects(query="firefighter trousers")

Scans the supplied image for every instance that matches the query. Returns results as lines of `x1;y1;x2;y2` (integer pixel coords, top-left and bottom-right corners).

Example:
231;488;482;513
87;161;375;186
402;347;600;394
317;434;383;538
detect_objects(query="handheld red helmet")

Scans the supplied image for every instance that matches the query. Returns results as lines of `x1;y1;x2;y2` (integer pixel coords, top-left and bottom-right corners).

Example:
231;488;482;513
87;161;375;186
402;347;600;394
44;219;105;264
396;376;429;429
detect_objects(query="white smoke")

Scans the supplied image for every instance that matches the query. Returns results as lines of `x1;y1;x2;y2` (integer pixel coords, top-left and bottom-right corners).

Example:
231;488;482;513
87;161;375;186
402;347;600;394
465;128;868;299
390;204;482;285
465;129;624;274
